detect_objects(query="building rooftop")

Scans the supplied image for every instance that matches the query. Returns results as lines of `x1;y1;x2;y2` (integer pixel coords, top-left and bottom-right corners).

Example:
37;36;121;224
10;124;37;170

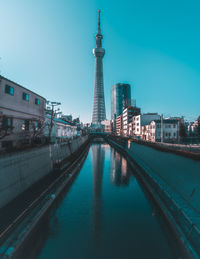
143;113;159;115
54;117;71;125
153;119;179;124
46;115;71;125
0;75;46;100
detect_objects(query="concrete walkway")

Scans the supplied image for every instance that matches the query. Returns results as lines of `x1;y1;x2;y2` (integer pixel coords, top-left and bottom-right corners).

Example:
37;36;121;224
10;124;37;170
107;138;200;256
128;142;200;214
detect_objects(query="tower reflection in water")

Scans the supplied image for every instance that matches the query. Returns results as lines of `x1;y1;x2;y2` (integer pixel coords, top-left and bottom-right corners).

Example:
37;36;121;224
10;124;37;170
91;144;130;248
91;144;105;248
110;148;130;186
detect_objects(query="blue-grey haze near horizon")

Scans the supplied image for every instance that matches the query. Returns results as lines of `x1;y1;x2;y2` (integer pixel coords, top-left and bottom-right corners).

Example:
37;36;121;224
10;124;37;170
0;0;199;122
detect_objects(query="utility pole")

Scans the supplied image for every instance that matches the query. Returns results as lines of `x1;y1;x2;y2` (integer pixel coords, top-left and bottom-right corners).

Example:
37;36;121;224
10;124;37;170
46;101;61;142
161;114;163;143
0;57;2;76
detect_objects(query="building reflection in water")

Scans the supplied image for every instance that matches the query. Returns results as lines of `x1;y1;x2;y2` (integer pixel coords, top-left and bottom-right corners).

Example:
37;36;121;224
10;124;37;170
91;144;105;248
91;144;130;250
110;148;130;186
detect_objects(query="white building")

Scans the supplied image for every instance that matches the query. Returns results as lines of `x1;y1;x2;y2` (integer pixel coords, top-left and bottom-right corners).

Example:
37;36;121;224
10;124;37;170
123;107;131;136
116;115;123;136
191;119;199;136
141;119;179;142
0;76;46;149
101;120;112;134
122;106;141;136
128;122;132;136
132;113;160;137
44;116;77;142
61;114;72;123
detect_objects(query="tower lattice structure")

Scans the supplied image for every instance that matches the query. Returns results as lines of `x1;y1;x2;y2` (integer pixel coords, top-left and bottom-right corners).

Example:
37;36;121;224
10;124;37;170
92;10;106;125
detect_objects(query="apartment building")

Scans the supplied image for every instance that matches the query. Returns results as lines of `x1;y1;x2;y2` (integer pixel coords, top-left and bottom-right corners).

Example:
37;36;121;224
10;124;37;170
44;116;77;143
0;76;46;149
141;119;179;142
122;106;141;136
101;120;112;134
116;115;123;136
132;113;160;137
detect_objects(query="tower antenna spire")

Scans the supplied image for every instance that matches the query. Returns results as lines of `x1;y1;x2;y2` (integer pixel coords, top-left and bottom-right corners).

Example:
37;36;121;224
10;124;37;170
98;9;101;33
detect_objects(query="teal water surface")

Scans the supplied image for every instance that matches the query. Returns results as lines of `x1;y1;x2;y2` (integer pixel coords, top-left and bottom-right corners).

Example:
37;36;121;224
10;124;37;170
38;144;183;259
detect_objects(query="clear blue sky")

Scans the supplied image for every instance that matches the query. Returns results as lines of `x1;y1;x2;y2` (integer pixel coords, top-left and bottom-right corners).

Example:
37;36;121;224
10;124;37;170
0;0;199;122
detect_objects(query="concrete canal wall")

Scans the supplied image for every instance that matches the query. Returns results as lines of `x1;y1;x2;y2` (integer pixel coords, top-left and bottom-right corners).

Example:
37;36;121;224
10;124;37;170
107;137;200;257
130;139;200;159
151;141;200;153
0;136;88;209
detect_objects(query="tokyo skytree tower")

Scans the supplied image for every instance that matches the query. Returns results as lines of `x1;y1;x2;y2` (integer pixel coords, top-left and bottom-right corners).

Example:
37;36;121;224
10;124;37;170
92;10;106;124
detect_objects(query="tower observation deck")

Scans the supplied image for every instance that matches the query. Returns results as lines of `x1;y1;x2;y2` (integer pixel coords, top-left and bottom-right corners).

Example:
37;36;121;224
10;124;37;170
92;10;106;125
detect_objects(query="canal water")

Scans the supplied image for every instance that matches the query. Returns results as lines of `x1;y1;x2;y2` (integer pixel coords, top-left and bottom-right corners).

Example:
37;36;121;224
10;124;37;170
37;143;184;259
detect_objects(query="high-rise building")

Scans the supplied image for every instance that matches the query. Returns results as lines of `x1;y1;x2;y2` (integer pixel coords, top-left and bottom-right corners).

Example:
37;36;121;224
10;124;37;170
92;10;106;125
111;83;131;121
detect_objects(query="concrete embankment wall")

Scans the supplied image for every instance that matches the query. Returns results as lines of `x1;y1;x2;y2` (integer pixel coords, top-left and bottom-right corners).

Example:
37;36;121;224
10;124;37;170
153;141;200;153
0;136;88;209
130;139;200;159
107;137;200;257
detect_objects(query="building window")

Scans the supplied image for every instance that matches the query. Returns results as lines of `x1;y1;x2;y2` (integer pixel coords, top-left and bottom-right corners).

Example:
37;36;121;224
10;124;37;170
173;124;176;128
22;120;29;131
174;132;176;137
35;98;40;105
22;92;29;101
33;120;41;130
2;116;13;131
5;85;14;95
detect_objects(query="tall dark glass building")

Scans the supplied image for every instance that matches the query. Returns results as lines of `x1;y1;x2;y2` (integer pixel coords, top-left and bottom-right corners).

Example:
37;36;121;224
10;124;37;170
92;10;106;125
111;83;131;121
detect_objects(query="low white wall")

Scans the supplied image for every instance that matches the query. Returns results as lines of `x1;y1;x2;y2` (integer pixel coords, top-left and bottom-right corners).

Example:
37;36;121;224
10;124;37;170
131;139;200;153
0;136;88;208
